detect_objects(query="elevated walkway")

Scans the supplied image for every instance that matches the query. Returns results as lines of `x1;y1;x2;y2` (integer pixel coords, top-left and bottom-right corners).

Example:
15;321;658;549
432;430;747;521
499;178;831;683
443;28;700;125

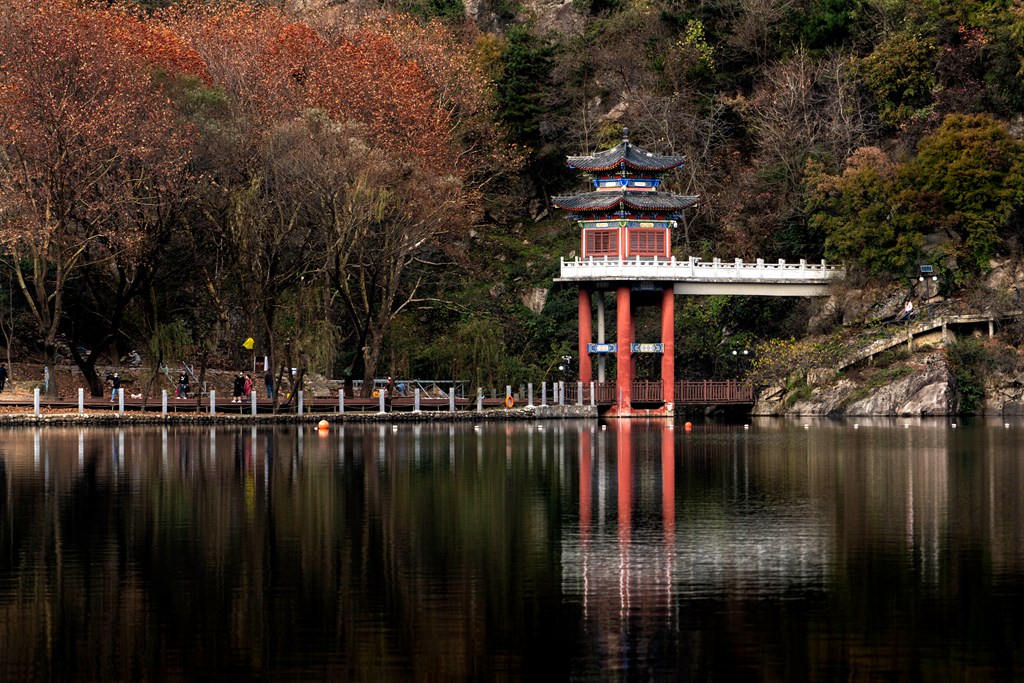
839;309;1020;370
558;256;842;296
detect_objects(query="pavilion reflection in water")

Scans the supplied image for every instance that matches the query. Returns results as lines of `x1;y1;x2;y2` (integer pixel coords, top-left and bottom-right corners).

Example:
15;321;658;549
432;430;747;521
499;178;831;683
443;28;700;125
560;419;968;639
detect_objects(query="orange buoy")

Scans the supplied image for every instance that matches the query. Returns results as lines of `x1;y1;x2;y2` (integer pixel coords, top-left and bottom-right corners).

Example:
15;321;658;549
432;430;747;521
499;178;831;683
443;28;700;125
317;419;329;430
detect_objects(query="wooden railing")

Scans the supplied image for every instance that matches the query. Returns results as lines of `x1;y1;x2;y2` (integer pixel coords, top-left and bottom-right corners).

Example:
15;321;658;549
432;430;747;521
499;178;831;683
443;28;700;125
631;380;663;403
676;380;754;404
564;379;754;405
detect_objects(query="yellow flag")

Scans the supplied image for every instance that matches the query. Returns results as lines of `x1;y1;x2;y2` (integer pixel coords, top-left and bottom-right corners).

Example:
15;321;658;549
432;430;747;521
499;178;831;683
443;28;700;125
242;337;255;350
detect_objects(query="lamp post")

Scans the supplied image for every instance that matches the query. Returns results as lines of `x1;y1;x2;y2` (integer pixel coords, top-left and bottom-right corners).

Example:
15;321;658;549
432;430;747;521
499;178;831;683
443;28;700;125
919;265;938;315
730;348;749;377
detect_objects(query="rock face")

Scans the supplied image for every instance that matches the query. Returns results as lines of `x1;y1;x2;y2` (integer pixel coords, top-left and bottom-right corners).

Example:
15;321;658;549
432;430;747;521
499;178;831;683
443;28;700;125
520;287;548;314
843;361;955;416
754;353;957;416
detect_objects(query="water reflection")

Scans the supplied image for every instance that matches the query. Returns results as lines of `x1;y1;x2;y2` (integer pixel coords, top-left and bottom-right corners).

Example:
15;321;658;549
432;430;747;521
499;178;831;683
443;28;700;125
1;420;1024;679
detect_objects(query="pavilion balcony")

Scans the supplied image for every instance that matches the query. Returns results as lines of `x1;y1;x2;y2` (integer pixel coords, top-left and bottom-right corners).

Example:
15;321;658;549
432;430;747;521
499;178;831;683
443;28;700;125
557;255;844;296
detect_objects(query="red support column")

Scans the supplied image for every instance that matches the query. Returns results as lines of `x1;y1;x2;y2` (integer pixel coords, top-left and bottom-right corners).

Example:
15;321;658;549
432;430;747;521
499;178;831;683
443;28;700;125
616;285;632;412
578;287;593;383
661;286;674;408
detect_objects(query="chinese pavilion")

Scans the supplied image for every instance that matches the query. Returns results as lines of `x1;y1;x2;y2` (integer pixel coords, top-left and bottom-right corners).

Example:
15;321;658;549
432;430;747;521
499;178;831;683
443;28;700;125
552;129;698;417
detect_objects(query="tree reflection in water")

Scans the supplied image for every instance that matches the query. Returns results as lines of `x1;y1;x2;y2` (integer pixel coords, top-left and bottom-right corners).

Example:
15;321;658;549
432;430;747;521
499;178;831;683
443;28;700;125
1;420;1024;679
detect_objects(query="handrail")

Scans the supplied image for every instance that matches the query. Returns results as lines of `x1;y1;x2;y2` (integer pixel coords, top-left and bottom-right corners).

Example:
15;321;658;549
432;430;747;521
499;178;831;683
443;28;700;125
560;256;843;280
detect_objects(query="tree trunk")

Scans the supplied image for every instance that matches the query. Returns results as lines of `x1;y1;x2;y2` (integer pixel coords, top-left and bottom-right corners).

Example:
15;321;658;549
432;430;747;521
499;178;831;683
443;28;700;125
69;346;105;397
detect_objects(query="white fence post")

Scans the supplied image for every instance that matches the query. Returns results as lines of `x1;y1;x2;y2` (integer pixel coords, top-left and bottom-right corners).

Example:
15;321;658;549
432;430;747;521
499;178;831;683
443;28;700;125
79;387;84;415
339;389;345;414
33;387;40;416
298;391;304;416
118;388;124;416
414;387;421;412
162;389;167;416
210;390;216;415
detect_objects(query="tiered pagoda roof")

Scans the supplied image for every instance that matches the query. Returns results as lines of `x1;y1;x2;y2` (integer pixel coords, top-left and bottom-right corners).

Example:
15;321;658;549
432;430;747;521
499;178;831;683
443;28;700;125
566;140;687;172
552;129;699;217
553;191;699;212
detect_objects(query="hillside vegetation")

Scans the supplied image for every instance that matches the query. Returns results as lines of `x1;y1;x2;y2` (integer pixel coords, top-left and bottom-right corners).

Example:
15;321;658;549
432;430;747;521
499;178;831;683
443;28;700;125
2;0;1024;397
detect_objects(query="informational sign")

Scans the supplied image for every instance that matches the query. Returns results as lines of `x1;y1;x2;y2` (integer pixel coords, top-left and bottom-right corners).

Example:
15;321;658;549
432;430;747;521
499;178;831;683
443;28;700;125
630;343;664;353
587;343;617;354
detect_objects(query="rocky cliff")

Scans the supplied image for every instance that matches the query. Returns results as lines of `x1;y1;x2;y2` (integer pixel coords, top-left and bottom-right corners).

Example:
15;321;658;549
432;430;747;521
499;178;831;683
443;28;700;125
753;352;958;417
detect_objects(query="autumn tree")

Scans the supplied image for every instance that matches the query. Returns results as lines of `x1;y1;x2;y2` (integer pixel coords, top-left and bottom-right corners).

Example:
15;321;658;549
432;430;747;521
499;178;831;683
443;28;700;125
0;0;197;396
902;113;1024;275
162;5;503;392
806;147;926;276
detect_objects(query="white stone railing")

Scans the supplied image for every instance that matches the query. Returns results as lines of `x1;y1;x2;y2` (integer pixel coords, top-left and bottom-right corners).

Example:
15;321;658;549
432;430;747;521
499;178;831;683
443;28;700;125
559;255;844;282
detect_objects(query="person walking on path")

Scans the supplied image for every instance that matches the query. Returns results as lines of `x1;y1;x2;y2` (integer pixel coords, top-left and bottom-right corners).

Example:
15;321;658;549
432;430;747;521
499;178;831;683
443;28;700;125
177;371;190;399
0;363;8;393
264;369;274;400
243;373;253;400
110;373;121;402
232;373;244;403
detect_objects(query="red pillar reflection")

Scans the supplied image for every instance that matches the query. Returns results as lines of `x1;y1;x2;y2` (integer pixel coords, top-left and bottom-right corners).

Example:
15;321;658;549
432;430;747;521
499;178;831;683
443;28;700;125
617;420;633;537
617;420;633;619
662;424;675;538
579;428;592;536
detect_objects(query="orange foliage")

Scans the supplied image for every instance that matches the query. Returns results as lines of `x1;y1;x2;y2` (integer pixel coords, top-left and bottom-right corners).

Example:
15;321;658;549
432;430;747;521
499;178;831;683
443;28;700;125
0;0;193;247
158;4;466;172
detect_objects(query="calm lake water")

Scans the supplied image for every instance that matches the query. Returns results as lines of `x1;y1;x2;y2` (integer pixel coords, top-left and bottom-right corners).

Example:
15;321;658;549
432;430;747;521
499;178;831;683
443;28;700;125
2;418;1024;680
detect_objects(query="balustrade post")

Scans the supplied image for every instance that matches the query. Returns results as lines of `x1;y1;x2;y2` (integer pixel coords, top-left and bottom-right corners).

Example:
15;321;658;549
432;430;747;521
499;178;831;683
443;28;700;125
209;390;216;415
339;389;345;414
477;387;483;412
528;383;534;407
161;389;166;416
33;387;39;416
298;391;304;416
414;387;421;412
80;387;85;415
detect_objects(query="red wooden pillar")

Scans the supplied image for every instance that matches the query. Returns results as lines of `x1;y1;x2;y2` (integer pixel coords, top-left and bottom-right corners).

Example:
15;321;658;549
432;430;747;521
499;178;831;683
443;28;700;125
661;285;674;407
578;287;593;383
616;285;632;411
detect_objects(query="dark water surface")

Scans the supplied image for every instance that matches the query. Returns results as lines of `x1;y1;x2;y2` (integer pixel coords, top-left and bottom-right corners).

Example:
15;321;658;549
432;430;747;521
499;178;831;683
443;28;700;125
2;418;1024;680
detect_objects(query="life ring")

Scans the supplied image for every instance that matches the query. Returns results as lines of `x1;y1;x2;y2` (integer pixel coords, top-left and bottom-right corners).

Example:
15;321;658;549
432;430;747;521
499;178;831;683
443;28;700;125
505;395;514;408
372;390;380;398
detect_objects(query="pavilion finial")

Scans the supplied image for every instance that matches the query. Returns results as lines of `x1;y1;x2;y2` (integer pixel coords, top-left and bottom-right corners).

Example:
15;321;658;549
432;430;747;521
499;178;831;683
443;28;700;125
622;127;630;144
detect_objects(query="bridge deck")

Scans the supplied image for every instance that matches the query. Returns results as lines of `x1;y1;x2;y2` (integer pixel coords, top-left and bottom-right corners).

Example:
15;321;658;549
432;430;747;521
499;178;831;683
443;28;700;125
557;256;842;296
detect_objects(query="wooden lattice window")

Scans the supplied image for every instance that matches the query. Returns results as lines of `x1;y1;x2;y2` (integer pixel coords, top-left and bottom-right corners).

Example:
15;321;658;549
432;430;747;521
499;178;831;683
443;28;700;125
585;229;618;257
628;228;666;256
